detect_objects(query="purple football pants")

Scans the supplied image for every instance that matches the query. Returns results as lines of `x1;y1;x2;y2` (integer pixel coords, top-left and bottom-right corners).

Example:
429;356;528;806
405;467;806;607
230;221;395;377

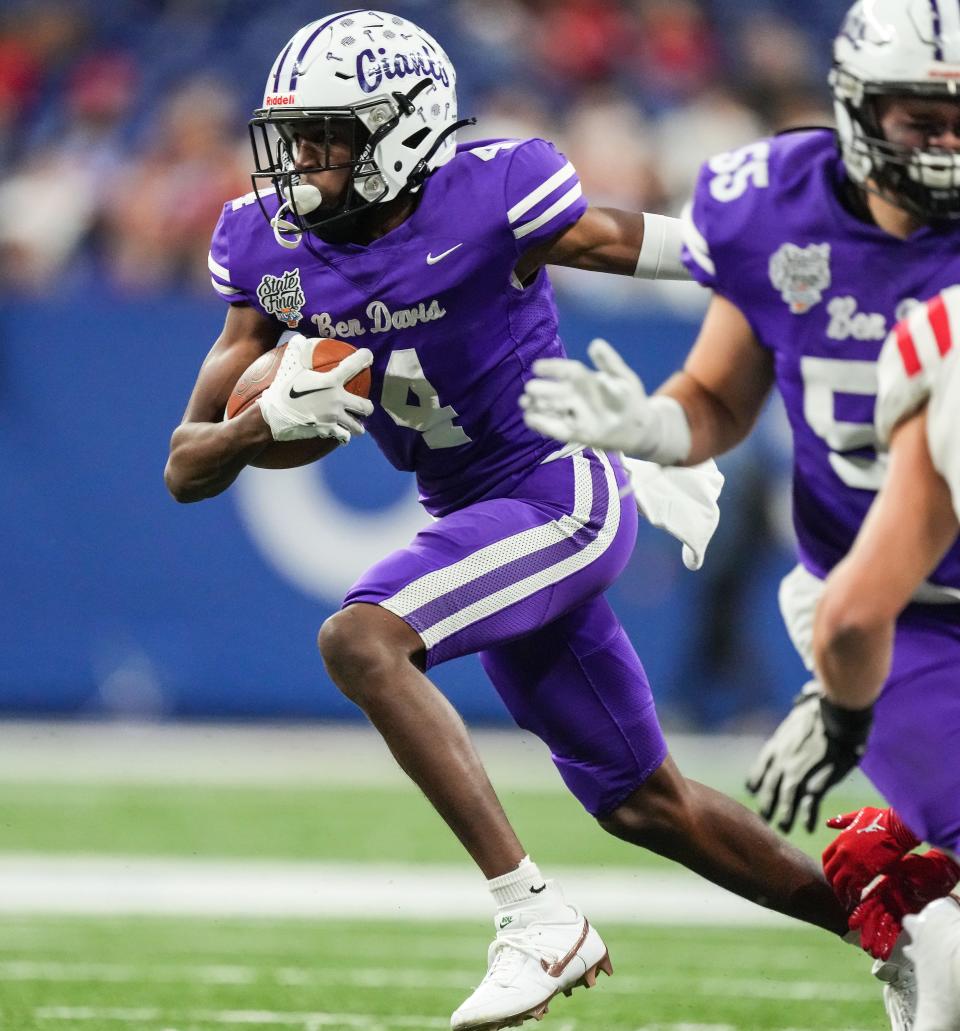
862;603;960;853
344;448;668;816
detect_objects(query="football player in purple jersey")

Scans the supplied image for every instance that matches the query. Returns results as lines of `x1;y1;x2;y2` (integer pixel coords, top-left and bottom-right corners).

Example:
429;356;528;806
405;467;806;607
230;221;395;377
522;2;960;1025
165;10;852;1030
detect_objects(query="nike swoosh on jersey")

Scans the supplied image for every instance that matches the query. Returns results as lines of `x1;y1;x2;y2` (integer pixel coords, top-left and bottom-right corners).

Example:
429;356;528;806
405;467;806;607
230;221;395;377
426;243;463;264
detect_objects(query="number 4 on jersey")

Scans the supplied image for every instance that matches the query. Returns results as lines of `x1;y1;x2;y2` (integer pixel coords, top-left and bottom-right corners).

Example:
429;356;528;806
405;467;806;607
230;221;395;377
467;141;521;162
380;348;471;449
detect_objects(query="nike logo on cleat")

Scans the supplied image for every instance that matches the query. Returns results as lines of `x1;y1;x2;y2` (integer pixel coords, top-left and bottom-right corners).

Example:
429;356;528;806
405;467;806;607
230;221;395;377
498;915;513;929
540;918;590;978
529;884;547;894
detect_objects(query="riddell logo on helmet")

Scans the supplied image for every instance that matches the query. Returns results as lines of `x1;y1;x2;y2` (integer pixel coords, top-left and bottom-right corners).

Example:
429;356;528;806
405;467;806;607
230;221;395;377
265;93;297;106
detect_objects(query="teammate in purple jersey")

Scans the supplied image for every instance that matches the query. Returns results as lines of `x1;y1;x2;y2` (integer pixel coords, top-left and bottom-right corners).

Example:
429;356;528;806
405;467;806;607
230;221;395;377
522;2;960;1024
164;10;852;1031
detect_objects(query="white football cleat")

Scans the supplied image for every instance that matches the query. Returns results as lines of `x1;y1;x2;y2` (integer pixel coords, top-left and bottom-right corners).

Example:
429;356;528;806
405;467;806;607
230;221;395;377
872;936;918;1031
451;886;612;1031
903;896;960;1031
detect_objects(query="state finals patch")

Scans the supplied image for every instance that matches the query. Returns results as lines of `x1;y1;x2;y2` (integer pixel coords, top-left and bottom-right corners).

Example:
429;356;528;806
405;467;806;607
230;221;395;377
768;242;831;315
257;268;306;328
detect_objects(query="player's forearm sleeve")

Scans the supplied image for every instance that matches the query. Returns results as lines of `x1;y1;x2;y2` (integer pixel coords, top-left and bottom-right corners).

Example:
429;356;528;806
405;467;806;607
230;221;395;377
635;213;692;282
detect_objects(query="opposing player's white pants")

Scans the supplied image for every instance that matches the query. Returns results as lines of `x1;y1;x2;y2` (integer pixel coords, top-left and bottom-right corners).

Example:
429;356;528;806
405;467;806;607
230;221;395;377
905;895;960;1031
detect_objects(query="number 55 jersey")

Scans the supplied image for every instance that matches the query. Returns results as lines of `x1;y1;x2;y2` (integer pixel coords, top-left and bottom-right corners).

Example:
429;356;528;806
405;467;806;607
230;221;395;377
681;127;960;595
208;137;587;518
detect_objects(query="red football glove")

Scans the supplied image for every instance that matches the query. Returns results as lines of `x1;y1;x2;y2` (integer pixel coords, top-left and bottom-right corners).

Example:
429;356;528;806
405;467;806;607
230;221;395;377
822;806;921;909
849;849;960;960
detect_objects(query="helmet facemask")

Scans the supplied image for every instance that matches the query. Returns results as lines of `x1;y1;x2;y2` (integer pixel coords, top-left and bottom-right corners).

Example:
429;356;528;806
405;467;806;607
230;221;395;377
832;68;960;220
249;103;386;246
250;11;475;250
830;0;960;222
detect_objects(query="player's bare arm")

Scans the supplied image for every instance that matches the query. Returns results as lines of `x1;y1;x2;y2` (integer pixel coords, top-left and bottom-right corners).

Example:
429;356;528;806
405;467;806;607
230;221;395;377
515;207;688;283
166;306;373;503
813;408;960;710
164;304;281;503
659;294;775;463
522;292;773;466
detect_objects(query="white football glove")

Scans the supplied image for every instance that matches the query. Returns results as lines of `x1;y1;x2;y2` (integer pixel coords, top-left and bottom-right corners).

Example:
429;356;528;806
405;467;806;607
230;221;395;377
520;338;691;465
258;333;374;444
622;456;724;570
745;681;868;833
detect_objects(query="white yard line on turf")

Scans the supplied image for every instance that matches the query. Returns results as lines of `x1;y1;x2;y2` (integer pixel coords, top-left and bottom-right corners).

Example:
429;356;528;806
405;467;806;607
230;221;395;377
0;961;880;1002
29;1012;881;1031
32;1008;450;1028
0;961;256;984
0;855;792;925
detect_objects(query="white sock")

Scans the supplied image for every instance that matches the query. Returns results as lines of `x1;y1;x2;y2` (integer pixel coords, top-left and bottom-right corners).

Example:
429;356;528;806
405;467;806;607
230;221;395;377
487;855;548;908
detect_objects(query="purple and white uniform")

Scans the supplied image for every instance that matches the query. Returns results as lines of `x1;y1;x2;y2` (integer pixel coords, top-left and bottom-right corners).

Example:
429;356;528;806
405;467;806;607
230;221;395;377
209;138;667;816
682;128;960;849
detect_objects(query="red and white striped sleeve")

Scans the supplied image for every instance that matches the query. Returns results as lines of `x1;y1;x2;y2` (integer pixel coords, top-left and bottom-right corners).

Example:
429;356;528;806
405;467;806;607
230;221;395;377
875;286;960;445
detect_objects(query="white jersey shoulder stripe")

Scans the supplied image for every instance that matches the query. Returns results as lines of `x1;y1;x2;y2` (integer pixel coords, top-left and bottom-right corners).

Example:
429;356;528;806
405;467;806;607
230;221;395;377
680;201;715;277
211;278;242;297
208;253;231;282
507;161;577;225
512;183;583;240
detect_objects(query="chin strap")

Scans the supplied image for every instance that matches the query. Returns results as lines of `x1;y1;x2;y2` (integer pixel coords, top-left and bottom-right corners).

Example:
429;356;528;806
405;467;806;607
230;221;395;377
408;116;477;189
271;183;324;249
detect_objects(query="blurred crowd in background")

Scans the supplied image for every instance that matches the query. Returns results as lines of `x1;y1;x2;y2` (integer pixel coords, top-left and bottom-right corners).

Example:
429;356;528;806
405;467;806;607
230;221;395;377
0;0;849;300
1;0;852;728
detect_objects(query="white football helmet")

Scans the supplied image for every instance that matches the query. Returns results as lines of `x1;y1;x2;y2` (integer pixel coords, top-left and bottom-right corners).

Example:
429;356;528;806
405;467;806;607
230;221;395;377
249;9;470;246
832;0;960;219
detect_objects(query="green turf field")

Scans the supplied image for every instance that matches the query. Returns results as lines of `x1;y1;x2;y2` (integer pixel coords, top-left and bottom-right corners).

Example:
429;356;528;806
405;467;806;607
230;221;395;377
0;782;880;866
0;730;890;1031
0;916;885;1031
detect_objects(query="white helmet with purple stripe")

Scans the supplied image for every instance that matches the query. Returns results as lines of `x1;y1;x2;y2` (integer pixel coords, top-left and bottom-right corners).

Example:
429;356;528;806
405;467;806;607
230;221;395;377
250;10;469;245
832;0;960;219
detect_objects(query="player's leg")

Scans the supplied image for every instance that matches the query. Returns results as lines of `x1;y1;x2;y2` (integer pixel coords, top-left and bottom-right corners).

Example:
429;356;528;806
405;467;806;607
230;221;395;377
319;447;630;883
319;602;525;878
323;448;633;1030
602;759;848;932
481;594;848;936
905;895;960;1031
860;609;960;856
856;612;960;1031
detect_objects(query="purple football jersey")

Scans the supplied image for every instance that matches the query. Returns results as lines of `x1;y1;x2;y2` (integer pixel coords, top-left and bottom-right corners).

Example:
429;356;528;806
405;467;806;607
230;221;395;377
209;138;587;517
682;128;960;591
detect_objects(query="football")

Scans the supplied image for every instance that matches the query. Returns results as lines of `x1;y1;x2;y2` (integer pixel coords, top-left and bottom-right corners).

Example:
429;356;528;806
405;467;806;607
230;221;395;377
226;338;372;469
